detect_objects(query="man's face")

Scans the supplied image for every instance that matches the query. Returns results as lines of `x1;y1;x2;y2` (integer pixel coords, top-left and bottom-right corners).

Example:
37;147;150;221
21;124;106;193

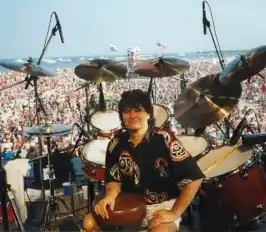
122;106;150;131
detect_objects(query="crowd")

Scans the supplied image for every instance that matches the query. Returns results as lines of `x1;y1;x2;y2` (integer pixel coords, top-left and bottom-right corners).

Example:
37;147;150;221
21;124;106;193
0;59;265;160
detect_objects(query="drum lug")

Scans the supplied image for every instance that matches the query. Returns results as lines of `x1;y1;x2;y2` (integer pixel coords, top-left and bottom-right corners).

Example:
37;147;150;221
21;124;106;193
239;169;249;179
233;214;239;221
256;204;264;212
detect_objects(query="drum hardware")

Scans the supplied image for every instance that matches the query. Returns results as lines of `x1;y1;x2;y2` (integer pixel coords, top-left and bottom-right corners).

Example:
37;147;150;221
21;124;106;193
242;133;266;146
23;125;83;231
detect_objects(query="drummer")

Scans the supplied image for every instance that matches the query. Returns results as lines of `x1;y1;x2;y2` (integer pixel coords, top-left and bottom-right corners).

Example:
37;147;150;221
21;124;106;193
83;89;204;232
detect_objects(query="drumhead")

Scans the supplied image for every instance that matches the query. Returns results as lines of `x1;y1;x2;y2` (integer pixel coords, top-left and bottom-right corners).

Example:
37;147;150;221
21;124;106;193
176;136;208;157
90;110;121;133
153;104;169;128
83;139;110;165
197;145;253;178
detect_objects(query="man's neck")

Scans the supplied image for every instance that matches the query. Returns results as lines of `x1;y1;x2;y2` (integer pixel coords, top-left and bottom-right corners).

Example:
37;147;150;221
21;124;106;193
128;126;148;146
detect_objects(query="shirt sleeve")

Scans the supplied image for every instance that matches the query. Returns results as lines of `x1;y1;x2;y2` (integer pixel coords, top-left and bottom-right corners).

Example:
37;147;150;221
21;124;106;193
159;132;205;189
104;137;122;183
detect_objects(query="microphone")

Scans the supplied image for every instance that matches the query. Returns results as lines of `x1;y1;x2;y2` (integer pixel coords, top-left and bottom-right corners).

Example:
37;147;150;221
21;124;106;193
54;12;64;43
74;123;90;139
202;1;207;35
229;118;247;146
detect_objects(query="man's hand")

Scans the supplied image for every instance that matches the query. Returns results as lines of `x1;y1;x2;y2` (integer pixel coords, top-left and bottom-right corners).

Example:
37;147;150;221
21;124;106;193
94;196;116;219
149;209;178;228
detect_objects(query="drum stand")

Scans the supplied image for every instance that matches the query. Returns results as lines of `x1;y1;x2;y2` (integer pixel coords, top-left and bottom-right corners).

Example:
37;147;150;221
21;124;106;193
41;136;83;231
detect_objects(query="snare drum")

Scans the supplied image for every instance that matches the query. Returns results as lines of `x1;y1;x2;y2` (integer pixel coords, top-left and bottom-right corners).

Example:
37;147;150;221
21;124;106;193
90;110;121;138
153;104;169;128
82;139;110;182
176;135;209;158
198;145;266;228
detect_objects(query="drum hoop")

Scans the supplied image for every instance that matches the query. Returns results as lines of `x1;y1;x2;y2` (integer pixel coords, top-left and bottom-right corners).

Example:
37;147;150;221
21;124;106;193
153;103;170;127
82;140;109;165
83;160;105;168
90;110;121;133
203;145;255;181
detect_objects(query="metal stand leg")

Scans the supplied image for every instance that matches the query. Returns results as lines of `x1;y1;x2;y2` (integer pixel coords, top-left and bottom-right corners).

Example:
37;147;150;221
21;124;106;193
41;137;83;231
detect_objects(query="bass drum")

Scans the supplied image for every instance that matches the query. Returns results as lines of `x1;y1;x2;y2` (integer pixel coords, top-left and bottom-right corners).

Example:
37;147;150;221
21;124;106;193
197;145;266;230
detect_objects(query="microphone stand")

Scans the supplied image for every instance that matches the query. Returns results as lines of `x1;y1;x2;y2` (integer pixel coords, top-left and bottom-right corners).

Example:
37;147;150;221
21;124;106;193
147;77;155;103
180;73;189;135
25;18;60;203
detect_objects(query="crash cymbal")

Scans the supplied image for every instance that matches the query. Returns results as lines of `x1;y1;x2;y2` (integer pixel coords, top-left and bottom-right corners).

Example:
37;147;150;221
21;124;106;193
23;124;72;137
0;60;58;77
219;45;266;84
174;73;242;128
74;58;127;82
134;57;190;77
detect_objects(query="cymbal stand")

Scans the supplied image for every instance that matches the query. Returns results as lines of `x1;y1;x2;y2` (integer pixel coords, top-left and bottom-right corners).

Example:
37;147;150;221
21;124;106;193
84;85;91;133
25;12;62;202
41;136;82;231
180;73;189;134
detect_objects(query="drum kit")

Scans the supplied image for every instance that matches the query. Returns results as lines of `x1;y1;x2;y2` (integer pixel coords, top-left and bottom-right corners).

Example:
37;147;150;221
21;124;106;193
0;45;266;231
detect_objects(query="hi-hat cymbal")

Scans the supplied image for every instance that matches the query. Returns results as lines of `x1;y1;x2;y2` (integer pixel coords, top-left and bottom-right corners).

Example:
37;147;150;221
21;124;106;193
0;60;58;77
174;73;242;128
219;45;266;84
23;124;72;137
134;57;190;77
74;58;127;82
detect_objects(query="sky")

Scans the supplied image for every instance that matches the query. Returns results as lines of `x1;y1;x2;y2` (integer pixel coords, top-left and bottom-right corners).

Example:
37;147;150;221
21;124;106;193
0;0;265;58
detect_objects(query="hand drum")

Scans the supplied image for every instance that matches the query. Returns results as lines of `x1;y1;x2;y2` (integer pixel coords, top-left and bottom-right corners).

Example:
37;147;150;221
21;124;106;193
93;193;146;226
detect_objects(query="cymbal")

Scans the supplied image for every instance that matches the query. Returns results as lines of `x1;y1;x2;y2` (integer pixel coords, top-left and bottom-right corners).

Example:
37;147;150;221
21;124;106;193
219;45;266;84
134;57;190;77
174;73;242;128
23;124;72;137
0;60;58;77
74;58;127;82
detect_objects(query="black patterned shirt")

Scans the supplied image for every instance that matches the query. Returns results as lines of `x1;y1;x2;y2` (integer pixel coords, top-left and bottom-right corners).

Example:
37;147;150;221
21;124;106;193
105;128;204;205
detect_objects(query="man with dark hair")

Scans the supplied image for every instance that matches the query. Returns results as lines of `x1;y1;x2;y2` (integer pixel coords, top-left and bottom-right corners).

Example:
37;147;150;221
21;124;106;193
83;89;204;232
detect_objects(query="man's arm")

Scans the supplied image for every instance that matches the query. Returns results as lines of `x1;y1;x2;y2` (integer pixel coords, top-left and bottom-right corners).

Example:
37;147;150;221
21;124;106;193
170;178;203;217
105;182;121;199
104;137;122;200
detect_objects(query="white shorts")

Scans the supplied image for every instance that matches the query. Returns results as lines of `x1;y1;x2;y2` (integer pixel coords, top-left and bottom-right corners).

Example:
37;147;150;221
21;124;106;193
141;199;182;228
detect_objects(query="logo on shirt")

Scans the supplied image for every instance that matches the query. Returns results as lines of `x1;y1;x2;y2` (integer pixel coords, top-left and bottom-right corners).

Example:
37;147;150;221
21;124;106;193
110;164;121;181
119;151;140;185
170;139;189;162
144;189;168;204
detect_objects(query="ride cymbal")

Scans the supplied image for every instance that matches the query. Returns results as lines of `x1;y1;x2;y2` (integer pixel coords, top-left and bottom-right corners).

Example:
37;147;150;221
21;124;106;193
219;45;266;84
174;73;242;128
23;124;72;137
74;58;127;82
134;57;190;77
0;60;58;77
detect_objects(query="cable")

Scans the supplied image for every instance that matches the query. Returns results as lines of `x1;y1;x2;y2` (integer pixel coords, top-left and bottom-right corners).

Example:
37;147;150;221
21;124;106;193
246;108;261;133
204;1;225;67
